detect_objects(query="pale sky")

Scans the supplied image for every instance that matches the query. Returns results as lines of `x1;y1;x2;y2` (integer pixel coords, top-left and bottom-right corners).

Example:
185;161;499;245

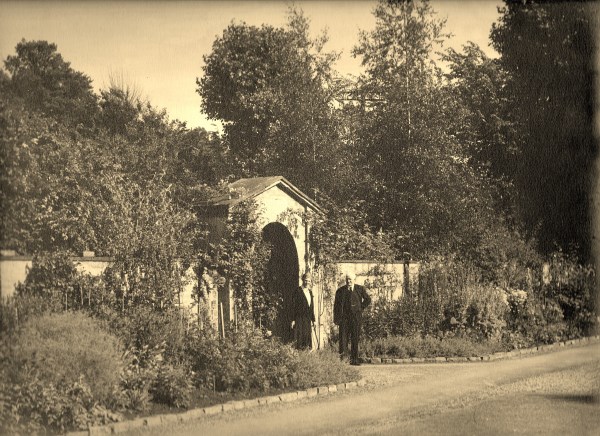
0;1;503;132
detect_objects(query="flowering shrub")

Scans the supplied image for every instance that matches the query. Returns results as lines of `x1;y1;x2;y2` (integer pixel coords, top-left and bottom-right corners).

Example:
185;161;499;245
544;252;596;337
363;260;510;342
187;326;296;392
504;288;568;347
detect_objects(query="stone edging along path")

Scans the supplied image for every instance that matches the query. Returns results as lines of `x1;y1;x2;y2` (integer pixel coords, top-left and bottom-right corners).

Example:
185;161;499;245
70;379;368;435
70;335;599;436
360;335;600;365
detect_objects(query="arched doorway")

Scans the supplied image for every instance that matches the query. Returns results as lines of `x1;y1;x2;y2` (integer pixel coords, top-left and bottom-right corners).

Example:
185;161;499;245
262;222;299;343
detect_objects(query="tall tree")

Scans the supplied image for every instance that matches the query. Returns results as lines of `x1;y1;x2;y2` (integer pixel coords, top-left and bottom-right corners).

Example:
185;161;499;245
351;0;505;259
1;41;222;255
442;42;519;217
491;0;597;260
3;39;98;129
198;8;342;194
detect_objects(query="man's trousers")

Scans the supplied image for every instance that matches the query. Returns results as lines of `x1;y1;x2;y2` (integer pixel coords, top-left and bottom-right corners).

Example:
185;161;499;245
339;316;361;364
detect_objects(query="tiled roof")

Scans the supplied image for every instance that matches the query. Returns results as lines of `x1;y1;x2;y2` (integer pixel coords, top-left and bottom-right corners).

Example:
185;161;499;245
209;176;323;213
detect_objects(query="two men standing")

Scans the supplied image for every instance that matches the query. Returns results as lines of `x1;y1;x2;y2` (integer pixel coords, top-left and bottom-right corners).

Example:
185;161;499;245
333;272;371;365
291;271;371;364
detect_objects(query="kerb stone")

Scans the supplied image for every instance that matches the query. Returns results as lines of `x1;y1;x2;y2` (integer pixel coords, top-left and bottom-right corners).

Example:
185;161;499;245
203;405;222;415
306;387;318;397
317;386;329;395
279;392;298;402
145;416;162;427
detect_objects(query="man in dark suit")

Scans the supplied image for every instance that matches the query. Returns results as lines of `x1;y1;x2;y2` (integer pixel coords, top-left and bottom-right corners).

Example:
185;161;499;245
333;272;371;365
291;272;315;349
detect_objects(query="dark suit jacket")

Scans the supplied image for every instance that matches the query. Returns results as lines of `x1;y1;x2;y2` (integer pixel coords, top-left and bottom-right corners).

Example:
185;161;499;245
333;284;371;325
292;286;315;323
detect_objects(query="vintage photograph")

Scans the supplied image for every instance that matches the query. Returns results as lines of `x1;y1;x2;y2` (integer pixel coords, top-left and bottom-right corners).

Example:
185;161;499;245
0;1;598;434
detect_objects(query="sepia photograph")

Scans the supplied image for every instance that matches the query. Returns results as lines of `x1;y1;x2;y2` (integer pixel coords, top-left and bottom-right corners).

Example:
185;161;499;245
0;1;598;434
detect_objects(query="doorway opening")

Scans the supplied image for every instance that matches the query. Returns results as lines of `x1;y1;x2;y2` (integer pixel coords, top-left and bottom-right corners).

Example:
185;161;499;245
262;222;299;343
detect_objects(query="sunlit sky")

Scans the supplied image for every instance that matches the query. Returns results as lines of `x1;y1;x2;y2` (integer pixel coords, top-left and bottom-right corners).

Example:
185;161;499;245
0;1;503;131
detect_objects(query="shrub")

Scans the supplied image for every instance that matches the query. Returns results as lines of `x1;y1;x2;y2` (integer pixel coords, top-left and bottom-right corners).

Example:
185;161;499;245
116;345;162;412
103;305;188;367
544;252;596;337
0;363;121;434
150;364;193;408
187;325;359;394
9;312;124;403
292;349;360;388
188;327;296;392
364;261;510;342
14;252;84;313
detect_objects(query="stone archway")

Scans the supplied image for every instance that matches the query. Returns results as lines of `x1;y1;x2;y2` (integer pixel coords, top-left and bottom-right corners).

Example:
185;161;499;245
262;222;299;343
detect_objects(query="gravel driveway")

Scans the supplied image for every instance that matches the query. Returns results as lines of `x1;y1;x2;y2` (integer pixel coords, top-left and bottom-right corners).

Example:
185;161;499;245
131;342;600;436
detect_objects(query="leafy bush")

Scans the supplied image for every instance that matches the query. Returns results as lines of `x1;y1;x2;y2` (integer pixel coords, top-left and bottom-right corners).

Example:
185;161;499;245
8;312;124;403
292;349;360;388
0;373;120;434
102;305;188;366
150;364;193;408
187;325;359;394
503;289;568;348
544;252;596;337
188;326;295;392
363;261;511;342
116;345;163;412
1;253;81;336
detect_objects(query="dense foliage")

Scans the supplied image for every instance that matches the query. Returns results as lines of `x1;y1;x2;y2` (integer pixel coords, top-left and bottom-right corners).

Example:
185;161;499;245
0;253;360;432
0;313;124;433
0;0;597;431
490;1;596;261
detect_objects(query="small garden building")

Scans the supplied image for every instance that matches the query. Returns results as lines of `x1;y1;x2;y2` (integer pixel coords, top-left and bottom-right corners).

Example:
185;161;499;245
202;176;326;347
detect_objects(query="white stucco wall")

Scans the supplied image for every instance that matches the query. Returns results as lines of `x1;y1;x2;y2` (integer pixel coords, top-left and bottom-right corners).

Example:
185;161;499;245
1;256;112;299
1;258;32;299
254;186;310;280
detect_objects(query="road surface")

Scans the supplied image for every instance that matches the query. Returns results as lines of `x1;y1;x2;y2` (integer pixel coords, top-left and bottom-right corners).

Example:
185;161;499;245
134;343;600;436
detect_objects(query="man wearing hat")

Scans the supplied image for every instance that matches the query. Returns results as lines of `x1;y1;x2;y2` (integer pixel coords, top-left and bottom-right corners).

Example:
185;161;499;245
333;272;371;365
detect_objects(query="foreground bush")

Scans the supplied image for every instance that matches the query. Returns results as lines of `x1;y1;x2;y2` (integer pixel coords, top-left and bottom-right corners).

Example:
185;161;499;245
187;325;360;393
6;312;124;403
0;373;119;434
292;349;359;388
0;312;124;433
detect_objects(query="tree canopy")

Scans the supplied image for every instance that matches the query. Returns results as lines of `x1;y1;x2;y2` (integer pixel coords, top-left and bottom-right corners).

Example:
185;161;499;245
198;8;343;194
491;0;596;260
1;0;595;278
